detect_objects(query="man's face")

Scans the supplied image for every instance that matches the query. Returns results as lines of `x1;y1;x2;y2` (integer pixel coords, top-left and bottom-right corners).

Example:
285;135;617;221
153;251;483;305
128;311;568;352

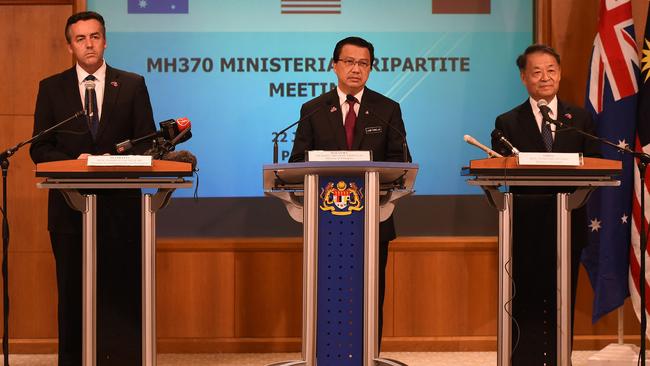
520;51;561;102
333;44;372;95
66;19;106;74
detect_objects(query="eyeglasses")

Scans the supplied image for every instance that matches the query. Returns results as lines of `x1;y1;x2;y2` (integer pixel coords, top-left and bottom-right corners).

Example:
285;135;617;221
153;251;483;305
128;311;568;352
337;58;371;69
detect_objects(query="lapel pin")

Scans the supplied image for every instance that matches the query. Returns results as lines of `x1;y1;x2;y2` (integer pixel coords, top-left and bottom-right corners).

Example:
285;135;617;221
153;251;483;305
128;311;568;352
330;106;337;113
365;110;369;115
110;81;118;87
564;113;572;120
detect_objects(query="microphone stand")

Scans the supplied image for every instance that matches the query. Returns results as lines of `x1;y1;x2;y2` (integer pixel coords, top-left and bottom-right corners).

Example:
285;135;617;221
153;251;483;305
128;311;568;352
546;118;650;365
272;120;300;164
0;110;84;366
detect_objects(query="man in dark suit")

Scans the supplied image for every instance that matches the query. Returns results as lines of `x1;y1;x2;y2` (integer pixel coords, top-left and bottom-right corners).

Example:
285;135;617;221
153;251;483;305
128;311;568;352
289;36;410;347
30;11;155;366
491;44;599;365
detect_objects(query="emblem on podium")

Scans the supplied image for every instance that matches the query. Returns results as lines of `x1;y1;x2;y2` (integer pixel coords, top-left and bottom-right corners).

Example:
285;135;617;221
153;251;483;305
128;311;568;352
319;180;364;215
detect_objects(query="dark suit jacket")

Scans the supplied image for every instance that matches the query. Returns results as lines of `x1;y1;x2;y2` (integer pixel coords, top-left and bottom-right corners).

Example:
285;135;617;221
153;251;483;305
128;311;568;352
30;65;156;233
289;87;411;242
491;99;600;157
491;98;600;248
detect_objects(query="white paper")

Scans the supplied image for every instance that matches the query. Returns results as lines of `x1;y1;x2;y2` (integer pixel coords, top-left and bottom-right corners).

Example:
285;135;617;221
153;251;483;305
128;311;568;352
307;150;371;162
87;155;153;167
517;152;582;166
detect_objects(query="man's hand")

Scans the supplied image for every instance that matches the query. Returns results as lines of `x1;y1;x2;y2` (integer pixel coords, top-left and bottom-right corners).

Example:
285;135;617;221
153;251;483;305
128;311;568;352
77;153;91;159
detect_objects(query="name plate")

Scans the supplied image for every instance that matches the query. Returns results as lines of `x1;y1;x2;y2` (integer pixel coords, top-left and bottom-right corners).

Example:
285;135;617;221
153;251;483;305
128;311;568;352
307;150;372;162
517;152;583;166
87;155;153;167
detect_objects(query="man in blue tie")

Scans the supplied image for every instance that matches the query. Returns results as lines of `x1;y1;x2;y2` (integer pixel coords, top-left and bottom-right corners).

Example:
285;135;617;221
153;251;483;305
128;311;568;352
30;11;156;366
491;44;600;365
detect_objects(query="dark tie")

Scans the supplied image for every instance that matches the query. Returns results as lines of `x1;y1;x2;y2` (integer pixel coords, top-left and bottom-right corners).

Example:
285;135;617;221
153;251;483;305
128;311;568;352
345;95;357;149
541;116;554;152
84;74;99;139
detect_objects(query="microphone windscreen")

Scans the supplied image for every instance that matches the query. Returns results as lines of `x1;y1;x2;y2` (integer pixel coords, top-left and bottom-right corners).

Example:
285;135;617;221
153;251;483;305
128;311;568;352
162;150;197;170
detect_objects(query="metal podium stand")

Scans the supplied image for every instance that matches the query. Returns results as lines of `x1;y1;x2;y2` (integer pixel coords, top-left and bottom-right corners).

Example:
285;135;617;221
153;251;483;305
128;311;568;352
263;161;418;366
35;159;193;366
462;156;621;366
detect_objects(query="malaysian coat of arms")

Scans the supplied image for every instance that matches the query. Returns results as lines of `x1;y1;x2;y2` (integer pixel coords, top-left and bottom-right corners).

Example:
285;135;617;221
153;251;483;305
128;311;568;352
319;180;364;215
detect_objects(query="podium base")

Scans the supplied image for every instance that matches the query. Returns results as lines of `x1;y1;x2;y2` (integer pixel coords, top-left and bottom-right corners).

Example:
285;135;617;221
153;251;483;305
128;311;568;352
266;361;305;366
375;357;408;366
588;343;649;365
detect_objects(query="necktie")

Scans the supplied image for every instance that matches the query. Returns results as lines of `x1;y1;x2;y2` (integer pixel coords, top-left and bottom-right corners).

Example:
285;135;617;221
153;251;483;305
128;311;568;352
541;115;554;152
345;95;357;149
84;74;99;139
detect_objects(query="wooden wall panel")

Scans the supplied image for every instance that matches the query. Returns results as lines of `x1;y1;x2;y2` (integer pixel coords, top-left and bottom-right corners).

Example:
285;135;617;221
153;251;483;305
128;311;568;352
392;240;497;337
234;251;302;338
0;6;71;115
156;252;235;338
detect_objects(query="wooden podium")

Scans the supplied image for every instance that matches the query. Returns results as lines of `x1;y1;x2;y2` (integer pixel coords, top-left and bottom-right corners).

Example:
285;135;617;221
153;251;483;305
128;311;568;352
263;161;418;366
463;156;621;366
35;159;193;366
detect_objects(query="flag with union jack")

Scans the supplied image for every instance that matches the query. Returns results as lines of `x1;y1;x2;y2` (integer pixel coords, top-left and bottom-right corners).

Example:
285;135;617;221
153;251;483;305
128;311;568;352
583;0;638;323
631;2;650;338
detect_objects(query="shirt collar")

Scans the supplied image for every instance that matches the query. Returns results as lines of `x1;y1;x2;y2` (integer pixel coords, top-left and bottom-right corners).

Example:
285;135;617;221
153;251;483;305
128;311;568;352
76;60;107;85
529;95;558;117
337;87;364;106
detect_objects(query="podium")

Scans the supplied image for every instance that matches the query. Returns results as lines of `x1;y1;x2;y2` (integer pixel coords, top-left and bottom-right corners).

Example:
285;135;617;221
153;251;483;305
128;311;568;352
462;156;621;366
35;159;193;366
263;161;418;366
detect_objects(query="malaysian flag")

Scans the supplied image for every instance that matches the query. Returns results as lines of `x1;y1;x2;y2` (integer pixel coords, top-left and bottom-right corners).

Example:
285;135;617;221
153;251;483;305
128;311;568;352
280;0;341;14
632;2;650;338
128;0;188;14
432;0;490;14
583;0;638;323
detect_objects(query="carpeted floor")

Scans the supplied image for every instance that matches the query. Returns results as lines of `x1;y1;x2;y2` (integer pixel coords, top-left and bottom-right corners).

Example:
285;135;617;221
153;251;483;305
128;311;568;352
1;351;598;365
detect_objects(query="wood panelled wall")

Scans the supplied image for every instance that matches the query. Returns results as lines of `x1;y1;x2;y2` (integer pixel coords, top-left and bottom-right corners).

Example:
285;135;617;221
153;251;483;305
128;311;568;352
0;0;648;354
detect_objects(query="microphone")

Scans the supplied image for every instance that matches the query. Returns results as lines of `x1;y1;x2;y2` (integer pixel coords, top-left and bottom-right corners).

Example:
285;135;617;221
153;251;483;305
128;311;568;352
363;107;410;163
115;117;191;154
464;134;502;158
536;99;561;127
273;100;329;163
84;80;95;118
491;129;520;156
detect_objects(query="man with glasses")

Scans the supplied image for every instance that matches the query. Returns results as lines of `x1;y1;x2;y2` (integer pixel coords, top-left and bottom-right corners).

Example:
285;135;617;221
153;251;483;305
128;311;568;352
289;36;411;347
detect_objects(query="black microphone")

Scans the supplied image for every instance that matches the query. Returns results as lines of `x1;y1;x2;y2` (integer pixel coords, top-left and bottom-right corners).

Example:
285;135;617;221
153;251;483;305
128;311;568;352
536;99;561;127
116;117;191;154
84;80;95;118
363;107;410;163
273;100;329;163
491;129;520;156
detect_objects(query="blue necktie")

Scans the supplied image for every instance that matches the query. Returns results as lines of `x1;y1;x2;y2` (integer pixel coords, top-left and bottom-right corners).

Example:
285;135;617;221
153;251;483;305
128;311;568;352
84;75;99;139
541;113;554;152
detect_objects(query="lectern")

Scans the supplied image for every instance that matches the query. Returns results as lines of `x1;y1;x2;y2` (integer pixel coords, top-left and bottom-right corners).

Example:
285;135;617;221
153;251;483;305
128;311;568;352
263;161;418;366
35;159;193;366
462;156;621;366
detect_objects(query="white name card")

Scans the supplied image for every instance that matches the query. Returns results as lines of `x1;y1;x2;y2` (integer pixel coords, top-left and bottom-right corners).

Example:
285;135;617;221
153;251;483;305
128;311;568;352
517;152;583;166
87;155;153;167
307;150;371;162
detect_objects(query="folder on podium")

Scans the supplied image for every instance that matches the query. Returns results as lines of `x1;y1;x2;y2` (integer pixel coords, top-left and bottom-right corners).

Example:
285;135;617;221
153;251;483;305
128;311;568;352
36;159;193;366
264;161;418;366
463;156;621;366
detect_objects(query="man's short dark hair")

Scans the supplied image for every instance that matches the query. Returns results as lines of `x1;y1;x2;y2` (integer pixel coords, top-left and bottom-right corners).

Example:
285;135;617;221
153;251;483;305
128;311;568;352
65;11;106;43
333;36;375;63
516;44;561;71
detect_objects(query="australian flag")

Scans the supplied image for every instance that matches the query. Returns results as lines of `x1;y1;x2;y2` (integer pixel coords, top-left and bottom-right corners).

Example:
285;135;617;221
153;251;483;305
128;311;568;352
582;0;638;323
128;0;188;14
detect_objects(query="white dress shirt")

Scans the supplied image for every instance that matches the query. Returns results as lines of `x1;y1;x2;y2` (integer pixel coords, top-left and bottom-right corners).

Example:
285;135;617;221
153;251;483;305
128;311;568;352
76;61;107;120
337;87;364;125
